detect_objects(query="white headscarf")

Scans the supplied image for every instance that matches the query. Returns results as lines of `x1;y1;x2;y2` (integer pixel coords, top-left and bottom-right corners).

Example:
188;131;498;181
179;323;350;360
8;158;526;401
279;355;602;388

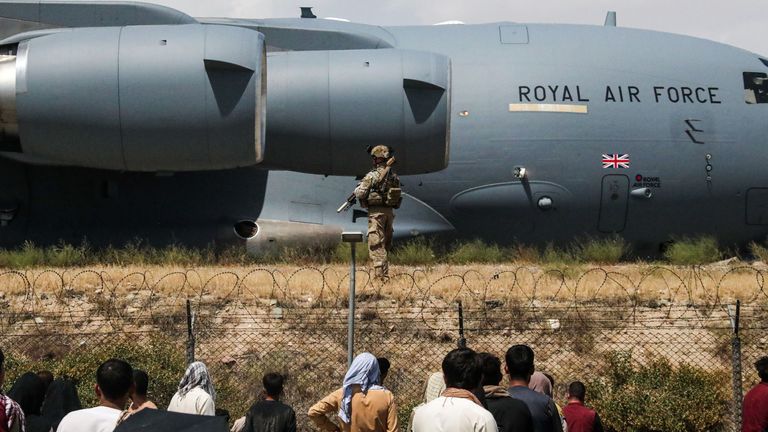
338;353;384;424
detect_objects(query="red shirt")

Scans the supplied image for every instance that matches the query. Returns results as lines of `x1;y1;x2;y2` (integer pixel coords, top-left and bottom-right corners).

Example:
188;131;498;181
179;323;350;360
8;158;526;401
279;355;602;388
563;400;603;432
743;382;768;432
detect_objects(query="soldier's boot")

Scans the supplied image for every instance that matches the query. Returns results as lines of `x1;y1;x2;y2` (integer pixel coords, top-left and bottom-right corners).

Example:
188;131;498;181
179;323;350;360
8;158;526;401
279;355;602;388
374;262;389;284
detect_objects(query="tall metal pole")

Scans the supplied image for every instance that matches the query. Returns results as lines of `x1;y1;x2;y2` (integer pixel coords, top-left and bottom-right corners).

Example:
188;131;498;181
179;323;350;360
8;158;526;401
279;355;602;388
347;242;356;366
457;300;467;349
730;300;743;431
186;299;195;364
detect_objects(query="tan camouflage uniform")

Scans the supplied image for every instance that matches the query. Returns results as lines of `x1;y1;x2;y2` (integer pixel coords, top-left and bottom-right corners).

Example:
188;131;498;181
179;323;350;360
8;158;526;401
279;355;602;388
354;163;396;281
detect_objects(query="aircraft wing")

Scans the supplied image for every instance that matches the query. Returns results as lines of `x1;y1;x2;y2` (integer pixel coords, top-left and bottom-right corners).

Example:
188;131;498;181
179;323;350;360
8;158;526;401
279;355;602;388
0;1;196;39
199;17;395;51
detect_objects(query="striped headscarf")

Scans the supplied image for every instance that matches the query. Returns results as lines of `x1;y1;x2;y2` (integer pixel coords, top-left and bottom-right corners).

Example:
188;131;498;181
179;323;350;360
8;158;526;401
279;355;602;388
338;353;384;424
0;393;25;432
177;362;216;402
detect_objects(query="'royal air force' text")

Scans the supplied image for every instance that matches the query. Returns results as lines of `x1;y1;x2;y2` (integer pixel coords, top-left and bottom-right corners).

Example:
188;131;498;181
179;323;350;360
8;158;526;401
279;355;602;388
517;85;722;104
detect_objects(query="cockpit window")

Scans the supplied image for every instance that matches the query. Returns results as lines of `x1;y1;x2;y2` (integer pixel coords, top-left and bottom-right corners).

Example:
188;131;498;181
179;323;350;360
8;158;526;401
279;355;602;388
744;72;768;104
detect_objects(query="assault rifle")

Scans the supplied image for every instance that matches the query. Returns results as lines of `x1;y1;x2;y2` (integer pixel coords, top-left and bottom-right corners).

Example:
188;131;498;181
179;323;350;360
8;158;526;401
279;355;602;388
336;194;357;213
337;156;396;213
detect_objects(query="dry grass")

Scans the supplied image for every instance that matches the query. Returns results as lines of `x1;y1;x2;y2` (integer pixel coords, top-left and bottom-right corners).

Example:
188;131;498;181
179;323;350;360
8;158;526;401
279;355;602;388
1;261;766;307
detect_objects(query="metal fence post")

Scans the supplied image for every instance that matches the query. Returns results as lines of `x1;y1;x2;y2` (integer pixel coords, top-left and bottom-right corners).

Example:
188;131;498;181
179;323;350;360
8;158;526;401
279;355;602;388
457;300;466;349
186;299;195;364
347;241;356;366
729;300;743;431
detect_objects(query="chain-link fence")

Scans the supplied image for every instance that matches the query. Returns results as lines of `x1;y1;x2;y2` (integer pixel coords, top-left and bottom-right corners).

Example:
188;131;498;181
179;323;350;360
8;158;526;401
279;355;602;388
0;266;767;431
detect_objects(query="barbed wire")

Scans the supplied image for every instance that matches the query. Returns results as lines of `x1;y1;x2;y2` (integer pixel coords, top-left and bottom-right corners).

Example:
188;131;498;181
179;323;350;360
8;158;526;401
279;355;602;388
0;266;766;333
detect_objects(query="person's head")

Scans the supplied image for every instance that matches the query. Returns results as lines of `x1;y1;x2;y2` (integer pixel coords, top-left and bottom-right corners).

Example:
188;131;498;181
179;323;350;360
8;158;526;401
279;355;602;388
377;357;390;384
529;371;553;397
262;372;284;399
442;348;482;391
369;145;392;165
478;352;504;386
179;362;216;401
95;359;134;406
132;370;149;399
344;353;381;387
505;344;535;383
41;377;82;424
37;370;54;391
567;381;587;401
8;372;46;416
756;357;768;382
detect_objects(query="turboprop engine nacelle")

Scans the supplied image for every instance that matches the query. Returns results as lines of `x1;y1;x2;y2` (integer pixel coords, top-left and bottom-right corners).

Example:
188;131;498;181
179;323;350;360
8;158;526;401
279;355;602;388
0;24;266;171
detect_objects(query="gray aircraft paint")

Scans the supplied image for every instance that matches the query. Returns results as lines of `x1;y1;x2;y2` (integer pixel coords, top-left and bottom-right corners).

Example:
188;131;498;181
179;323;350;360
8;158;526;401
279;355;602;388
0;1;767;254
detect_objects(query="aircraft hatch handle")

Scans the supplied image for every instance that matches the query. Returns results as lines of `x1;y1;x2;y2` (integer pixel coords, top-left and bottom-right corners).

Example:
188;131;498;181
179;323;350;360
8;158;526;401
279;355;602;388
631;188;653;199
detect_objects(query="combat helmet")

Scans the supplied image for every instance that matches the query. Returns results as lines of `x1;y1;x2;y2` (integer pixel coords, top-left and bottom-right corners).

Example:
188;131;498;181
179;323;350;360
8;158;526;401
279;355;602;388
369;145;391;159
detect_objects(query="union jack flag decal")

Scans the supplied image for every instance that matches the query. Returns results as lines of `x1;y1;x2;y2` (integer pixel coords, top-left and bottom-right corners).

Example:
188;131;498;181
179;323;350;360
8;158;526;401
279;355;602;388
602;154;630;169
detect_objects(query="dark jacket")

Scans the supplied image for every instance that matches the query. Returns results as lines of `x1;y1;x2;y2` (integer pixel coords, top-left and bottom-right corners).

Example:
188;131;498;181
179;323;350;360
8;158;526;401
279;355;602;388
484;386;534;432
243;400;296;432
508;386;563;432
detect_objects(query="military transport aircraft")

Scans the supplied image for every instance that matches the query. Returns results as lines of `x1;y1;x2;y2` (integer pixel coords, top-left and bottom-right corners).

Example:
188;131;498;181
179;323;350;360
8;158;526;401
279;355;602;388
0;1;766;255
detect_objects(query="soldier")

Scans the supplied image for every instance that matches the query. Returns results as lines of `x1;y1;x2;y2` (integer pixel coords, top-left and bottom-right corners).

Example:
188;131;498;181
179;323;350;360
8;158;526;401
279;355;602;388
354;145;402;282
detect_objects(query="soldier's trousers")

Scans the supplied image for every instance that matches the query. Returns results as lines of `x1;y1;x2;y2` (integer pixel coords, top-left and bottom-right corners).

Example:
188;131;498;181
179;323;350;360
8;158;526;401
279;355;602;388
367;207;394;279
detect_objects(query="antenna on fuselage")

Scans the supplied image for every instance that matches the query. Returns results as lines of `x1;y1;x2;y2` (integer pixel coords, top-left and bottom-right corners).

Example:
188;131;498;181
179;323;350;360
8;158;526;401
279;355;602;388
300;7;317;18
604;11;617;27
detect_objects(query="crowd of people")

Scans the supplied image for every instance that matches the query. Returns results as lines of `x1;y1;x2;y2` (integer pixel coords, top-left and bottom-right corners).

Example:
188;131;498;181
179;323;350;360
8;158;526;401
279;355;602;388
0;346;766;432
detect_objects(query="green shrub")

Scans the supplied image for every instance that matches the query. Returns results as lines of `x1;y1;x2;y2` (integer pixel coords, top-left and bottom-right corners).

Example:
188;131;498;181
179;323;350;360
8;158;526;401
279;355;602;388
446;239;508;264
541;243;577;264
749;241;768;263
332;242;370;264
589;351;729;432
46;242;91;267
4;335;186;408
0;241;46;268
509;244;541;263
663;236;722;265
572;236;629;264
390;238;436;266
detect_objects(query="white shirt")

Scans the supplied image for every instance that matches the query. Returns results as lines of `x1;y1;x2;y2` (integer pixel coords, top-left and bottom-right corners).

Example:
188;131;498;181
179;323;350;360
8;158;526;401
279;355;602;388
412;397;497;432
167;387;215;416
56;406;122;432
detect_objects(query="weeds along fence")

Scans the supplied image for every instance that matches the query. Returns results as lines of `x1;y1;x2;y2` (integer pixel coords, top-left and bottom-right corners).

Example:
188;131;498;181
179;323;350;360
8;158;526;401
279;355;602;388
0;266;767;431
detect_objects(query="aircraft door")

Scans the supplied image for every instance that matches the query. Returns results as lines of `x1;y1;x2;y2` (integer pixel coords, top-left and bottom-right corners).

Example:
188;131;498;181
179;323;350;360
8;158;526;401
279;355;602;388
598;175;629;233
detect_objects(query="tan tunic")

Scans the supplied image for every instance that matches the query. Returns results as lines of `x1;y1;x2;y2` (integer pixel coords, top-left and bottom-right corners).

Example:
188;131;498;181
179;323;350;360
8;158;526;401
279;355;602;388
308;387;398;432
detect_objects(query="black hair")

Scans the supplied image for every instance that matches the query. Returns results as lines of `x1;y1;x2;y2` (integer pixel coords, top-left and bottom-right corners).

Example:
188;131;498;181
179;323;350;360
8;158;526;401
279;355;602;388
442;348;482;390
0;348;5;372
505;345;535;380
377;358;391;377
544;373;555;388
263;372;284;398
133;370;149;397
756;356;768;381
96;359;133;401
568;381;586;400
37;370;54;390
478;352;503;386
